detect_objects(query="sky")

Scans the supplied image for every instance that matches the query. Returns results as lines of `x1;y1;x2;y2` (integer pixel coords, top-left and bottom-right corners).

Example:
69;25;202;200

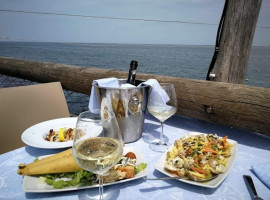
0;0;269;45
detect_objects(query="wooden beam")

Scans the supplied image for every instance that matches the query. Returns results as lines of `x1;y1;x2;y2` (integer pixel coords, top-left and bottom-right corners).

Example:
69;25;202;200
209;0;262;84
0;57;269;136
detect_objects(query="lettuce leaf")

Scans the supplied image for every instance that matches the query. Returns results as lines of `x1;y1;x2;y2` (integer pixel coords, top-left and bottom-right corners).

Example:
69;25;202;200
40;162;147;189
42;170;97;189
134;163;147;174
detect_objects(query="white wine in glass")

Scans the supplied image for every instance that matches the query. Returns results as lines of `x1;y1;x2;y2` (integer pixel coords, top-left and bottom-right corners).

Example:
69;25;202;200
147;83;178;152
73;110;123;200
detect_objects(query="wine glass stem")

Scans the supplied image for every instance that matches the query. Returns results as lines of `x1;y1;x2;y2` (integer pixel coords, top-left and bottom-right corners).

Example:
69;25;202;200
159;122;164;144
99;175;104;200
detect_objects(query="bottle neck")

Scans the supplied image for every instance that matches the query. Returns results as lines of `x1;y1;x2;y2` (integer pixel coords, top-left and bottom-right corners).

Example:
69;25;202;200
127;60;138;85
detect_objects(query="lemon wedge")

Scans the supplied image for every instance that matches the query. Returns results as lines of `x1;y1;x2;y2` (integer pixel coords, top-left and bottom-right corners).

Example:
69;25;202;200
58;128;67;142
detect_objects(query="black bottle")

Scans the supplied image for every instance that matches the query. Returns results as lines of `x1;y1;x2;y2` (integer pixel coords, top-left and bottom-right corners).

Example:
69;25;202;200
126;60;138;85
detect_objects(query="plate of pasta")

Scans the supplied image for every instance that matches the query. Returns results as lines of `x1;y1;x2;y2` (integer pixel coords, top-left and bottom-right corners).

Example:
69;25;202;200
155;132;238;188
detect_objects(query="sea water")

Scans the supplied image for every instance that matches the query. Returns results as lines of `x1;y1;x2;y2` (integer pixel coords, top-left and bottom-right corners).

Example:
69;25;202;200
0;41;269;88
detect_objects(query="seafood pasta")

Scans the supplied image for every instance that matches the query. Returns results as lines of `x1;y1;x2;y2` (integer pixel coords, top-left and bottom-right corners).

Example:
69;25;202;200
165;133;233;181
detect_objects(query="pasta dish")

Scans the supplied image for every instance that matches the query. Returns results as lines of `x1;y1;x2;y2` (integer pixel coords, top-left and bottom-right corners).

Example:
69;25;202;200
165;133;233;181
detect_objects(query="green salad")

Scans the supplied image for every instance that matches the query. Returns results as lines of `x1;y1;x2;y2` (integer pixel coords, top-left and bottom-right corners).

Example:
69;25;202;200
39;170;96;189
39;163;147;189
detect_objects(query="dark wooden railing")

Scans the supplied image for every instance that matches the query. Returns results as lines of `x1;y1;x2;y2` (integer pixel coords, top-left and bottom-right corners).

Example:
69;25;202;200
0;56;269;136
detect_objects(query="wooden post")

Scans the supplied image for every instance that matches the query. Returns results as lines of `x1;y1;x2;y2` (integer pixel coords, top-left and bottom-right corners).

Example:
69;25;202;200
208;0;262;84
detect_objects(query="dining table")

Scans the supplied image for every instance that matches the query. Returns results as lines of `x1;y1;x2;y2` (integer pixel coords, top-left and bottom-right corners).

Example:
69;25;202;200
0;113;270;200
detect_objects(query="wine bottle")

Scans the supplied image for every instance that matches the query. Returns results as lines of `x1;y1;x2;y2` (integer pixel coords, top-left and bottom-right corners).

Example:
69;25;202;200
126;60;138;85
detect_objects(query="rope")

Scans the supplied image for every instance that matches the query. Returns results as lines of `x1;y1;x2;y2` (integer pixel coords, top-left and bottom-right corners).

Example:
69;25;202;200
206;0;229;81
0;9;268;28
0;9;217;26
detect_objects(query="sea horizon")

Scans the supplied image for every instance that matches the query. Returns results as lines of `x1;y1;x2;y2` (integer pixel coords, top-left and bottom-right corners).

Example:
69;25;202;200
1;40;270;47
0;41;269;88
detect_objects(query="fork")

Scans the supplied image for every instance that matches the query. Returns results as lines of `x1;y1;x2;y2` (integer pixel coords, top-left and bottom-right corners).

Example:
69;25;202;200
144;174;219;182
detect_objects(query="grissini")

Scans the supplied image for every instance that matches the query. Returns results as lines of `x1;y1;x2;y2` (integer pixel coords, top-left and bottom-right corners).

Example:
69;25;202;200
17;148;82;175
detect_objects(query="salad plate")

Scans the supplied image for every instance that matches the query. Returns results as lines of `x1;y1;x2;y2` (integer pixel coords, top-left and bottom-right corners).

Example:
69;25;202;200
22;147;147;192
155;132;238;188
21;117;81;149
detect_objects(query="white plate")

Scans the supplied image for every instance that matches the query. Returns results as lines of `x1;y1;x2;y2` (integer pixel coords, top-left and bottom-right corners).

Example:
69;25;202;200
23;147;147;193
155;132;238;188
21;117;80;149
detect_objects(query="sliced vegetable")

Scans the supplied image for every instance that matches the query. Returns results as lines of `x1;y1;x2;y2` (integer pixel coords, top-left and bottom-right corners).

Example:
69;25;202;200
204;140;213;147
191;167;207;175
194;157;199;165
134;163;147;174
202;147;218;154
222;136;228;148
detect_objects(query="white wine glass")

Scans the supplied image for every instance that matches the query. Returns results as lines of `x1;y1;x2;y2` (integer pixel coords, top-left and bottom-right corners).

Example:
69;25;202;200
72;110;123;200
147;83;178;152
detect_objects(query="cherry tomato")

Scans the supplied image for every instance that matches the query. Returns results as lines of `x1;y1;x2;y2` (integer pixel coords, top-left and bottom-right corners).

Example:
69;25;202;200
124;152;136;159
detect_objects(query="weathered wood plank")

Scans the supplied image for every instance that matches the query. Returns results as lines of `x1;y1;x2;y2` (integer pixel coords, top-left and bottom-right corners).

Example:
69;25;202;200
0;57;269;135
209;0;262;84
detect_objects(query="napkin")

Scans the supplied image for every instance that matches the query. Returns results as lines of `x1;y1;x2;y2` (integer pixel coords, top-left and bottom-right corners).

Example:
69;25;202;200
139;79;170;106
120;83;136;89
251;163;270;189
88;77;119;112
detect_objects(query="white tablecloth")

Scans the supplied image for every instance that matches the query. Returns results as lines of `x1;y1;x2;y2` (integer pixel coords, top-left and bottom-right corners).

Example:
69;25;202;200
1;114;270;200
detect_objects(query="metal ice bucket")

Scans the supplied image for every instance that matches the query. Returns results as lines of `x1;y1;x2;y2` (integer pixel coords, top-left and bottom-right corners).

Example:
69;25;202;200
94;79;149;143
